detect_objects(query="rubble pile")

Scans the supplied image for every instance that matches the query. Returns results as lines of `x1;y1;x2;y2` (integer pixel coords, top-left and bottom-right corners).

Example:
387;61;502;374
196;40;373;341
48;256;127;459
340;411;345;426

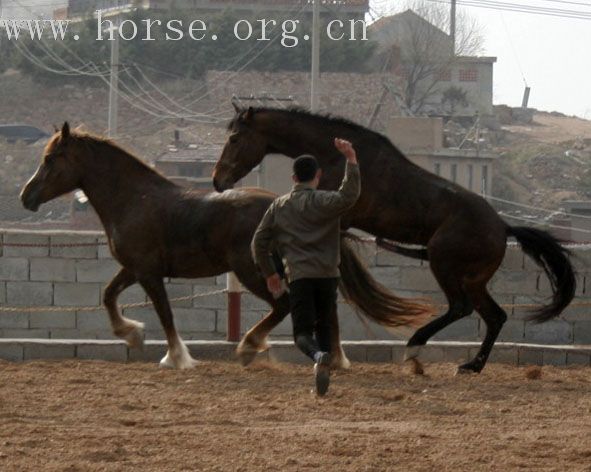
443;118;500;150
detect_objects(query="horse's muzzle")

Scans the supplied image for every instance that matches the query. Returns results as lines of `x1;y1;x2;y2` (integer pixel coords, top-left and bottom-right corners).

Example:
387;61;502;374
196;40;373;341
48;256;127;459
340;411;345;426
20;186;41;212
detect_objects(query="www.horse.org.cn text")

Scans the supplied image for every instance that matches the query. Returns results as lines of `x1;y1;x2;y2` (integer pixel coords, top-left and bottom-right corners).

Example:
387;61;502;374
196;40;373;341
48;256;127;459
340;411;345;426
0;12;368;47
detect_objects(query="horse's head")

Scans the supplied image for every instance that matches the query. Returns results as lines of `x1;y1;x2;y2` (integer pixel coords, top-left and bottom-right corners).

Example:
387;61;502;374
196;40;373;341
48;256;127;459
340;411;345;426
213;104;268;192
21;122;83;212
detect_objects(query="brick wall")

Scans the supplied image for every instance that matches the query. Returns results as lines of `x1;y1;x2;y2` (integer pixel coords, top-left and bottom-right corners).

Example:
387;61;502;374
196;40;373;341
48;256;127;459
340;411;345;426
0;229;589;345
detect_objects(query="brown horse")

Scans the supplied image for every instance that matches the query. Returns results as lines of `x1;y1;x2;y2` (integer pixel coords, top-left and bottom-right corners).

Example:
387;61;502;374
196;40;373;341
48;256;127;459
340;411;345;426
20;123;429;369
212;106;576;374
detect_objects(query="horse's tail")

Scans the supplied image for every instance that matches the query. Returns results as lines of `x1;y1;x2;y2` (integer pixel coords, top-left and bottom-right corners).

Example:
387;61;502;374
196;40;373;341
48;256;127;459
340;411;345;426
338;233;434;329
507;226;576;323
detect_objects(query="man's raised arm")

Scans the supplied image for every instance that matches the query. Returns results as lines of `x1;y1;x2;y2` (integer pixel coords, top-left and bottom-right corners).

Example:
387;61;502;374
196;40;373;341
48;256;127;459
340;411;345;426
315;138;361;214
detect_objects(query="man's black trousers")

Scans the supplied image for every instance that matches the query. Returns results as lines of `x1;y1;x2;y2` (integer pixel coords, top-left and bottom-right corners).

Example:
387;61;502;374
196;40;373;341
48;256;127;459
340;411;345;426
288;277;339;361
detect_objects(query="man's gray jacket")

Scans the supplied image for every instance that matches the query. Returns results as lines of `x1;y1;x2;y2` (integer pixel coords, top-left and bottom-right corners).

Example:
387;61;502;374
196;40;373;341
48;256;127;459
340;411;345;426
251;162;360;282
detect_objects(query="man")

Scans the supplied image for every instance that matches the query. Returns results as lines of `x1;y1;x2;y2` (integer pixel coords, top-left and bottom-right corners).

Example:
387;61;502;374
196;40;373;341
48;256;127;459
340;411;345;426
251;138;360;396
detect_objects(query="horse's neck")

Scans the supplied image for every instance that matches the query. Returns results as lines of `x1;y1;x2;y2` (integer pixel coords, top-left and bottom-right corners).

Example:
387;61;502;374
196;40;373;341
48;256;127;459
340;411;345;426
79;145;175;230
264;114;432;237
265;115;410;186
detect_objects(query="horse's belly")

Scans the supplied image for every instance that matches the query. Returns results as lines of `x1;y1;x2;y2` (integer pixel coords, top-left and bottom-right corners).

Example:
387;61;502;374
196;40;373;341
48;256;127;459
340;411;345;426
165;248;230;279
350;218;433;246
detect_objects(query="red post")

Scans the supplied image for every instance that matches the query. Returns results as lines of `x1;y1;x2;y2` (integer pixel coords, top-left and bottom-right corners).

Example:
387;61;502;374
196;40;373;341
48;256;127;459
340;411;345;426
226;272;241;342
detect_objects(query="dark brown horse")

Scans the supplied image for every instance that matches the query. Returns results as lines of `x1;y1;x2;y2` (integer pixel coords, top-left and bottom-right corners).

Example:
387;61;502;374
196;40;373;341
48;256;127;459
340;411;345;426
212;106;576;374
20;123;429;369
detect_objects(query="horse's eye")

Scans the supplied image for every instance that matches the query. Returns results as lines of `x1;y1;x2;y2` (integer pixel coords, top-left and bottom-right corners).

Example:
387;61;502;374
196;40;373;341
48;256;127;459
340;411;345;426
229;135;239;144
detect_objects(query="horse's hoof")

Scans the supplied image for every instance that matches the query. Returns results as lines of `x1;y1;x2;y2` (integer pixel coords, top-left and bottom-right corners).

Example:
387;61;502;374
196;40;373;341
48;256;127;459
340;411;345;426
117;321;145;350
237;348;257;367
403;345;421;362
236;336;268;367
407;358;424;375
159;352;200;370
456;363;481;375
331;359;351;370
159;353;176;369
331;353;351;370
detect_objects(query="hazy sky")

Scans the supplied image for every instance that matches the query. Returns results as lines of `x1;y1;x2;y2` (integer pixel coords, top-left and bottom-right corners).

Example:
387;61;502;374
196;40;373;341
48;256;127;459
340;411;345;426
372;0;591;118
467;5;590;118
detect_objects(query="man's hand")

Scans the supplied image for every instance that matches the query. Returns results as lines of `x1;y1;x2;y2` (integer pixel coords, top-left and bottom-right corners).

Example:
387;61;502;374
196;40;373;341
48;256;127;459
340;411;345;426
334;138;357;164
266;273;283;296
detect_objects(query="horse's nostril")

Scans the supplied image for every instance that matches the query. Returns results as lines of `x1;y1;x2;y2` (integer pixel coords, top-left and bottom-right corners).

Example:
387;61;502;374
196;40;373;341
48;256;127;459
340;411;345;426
21;187;40;212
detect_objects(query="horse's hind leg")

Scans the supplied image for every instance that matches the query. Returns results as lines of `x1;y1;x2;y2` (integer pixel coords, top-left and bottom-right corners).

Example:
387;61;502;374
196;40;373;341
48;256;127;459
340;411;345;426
404;288;473;370
139;276;198;369
328;306;350;369
104;268;144;349
458;288;507;374
404;244;474;370
230;262;290;366
238;297;290;366
234;267;349;369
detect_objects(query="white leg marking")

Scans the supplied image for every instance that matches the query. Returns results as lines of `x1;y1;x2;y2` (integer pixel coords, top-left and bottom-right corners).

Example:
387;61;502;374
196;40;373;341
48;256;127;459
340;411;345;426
159;337;199;370
332;346;351;370
115;318;145;350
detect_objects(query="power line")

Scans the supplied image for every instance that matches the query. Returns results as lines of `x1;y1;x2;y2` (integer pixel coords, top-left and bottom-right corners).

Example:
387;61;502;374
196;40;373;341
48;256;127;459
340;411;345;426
499;11;527;86
500;212;591;234
425;0;591;20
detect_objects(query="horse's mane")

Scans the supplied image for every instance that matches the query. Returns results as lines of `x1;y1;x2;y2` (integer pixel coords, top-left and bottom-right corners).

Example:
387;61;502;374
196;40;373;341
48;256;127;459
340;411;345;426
228;106;394;148
68;130;169;180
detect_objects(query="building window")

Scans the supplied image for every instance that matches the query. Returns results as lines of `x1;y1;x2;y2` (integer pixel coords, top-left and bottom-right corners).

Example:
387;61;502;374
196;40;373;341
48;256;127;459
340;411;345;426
468;164;473;191
459;68;479;82
437;69;451;81
434;163;441;176
451;164;457;183
481;165;488;195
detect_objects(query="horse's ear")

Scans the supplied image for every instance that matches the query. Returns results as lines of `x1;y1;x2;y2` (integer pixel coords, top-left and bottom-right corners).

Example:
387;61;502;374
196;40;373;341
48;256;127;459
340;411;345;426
243;107;254;122
61;122;70;140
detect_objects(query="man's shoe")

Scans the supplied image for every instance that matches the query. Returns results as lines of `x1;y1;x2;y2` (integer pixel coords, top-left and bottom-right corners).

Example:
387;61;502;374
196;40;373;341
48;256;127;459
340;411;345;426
313;352;331;396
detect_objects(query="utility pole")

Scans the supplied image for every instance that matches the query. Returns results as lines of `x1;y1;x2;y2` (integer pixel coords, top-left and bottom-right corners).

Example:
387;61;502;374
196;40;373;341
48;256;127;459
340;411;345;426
310;0;320;112
450;0;456;56
107;15;120;138
521;86;531;108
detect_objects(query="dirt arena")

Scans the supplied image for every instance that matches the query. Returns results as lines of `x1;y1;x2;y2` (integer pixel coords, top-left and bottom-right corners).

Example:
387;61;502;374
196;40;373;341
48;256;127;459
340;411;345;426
0;359;589;471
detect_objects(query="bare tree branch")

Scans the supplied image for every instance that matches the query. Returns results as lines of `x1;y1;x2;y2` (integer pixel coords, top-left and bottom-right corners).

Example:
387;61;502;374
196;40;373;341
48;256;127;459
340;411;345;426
380;1;485;114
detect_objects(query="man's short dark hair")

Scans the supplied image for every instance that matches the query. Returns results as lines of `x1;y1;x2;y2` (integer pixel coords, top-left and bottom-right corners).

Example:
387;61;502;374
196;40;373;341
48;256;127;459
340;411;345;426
293;155;319;182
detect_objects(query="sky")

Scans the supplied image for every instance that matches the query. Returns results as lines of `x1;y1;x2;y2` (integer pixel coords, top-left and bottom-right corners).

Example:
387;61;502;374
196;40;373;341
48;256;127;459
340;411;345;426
465;3;591;118
371;0;591;118
2;0;590;118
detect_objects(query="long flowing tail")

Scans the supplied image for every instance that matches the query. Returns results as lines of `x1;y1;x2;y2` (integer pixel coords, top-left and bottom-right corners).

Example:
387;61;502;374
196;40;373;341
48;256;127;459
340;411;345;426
338;233;434;329
508;226;576;322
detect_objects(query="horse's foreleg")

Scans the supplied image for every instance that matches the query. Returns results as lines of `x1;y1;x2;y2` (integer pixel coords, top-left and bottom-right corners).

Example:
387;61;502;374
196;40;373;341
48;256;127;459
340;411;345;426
237;295;290;366
329;306;350;370
104;268;144;349
139;277;198;369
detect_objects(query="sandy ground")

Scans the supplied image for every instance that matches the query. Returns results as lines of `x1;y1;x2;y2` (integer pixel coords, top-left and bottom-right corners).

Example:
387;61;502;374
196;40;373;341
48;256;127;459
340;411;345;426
0;359;590;471
504;113;591;144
